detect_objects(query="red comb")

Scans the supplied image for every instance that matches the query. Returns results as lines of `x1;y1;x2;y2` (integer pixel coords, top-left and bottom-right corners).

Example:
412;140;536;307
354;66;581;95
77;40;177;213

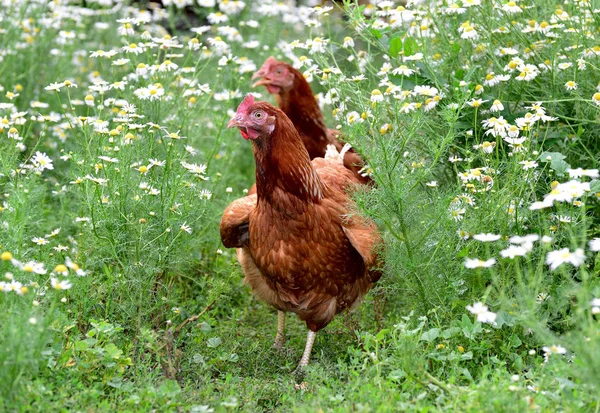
257;56;278;73
237;94;255;114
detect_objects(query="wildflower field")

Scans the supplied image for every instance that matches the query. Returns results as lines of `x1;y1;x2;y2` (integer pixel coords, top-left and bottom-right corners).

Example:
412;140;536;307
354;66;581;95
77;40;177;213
1;0;600;411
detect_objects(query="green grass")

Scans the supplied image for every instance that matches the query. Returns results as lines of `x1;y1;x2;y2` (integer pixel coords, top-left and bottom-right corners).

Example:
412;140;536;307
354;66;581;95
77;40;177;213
0;0;599;411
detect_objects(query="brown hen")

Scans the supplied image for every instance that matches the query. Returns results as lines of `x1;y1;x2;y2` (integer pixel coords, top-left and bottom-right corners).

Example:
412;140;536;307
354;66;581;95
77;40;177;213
251;57;372;185
220;95;381;373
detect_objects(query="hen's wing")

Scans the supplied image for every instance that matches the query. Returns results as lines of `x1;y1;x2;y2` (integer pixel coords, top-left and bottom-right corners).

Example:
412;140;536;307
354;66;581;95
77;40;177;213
312;152;382;282
342;217;383;283
220;194;257;248
311;154;360;194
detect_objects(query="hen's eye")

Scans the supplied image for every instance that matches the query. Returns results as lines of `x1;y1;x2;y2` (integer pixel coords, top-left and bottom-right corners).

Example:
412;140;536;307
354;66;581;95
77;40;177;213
253;111;264;119
275;68;283;74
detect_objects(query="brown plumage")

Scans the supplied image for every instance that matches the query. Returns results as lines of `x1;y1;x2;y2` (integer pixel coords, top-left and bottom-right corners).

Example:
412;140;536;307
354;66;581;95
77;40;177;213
220;95;381;372
251;57;372;185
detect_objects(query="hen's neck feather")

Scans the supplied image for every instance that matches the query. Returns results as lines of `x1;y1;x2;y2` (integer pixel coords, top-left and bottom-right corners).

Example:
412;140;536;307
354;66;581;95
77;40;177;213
253;116;325;206
276;71;328;142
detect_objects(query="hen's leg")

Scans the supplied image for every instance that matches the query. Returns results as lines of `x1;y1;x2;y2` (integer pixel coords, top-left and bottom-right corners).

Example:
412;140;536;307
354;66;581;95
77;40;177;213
273;311;286;350
293;330;317;383
297;330;317;369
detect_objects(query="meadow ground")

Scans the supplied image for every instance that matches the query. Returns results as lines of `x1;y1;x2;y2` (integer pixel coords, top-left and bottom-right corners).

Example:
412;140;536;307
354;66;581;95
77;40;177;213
0;0;599;411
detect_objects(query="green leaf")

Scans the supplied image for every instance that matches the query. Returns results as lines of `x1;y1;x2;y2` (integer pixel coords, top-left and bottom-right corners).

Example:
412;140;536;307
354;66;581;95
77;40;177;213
511;354;524;370
456;246;470;259
551;159;571;175
493;311;515;328
442;327;461;339
388;369;406;381
538;151;566;162
375;328;390;341
370;29;382;39
74;340;90;351
460;368;474;382
206;337;222;348
389;36;403;58
420;328;440;342
538;152;570;175
509;335;522;348
107;377;122;389
104;343;123;360
158;379;182;398
403;37;419;57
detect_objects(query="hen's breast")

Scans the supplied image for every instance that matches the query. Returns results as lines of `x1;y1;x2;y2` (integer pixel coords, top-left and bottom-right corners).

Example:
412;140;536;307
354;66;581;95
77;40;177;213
247;195;369;331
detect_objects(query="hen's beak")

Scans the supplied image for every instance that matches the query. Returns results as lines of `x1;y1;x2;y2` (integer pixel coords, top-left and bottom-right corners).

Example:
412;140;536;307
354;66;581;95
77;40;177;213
227;116;244;129
251;68;273;88
251;68;266;81
251;78;272;88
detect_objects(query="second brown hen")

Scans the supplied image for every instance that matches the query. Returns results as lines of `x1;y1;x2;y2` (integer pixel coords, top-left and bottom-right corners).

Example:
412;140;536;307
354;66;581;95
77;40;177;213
252;57;372;185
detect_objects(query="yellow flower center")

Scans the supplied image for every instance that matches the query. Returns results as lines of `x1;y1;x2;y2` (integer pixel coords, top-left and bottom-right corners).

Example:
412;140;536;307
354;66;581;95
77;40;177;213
54;264;68;273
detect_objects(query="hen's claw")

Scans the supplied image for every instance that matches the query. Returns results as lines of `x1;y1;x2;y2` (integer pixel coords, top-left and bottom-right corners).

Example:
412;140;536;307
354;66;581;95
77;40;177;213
293;366;307;384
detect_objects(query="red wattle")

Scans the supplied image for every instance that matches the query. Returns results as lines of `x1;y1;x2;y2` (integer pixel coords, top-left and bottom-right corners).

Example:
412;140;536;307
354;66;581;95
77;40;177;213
266;85;281;94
